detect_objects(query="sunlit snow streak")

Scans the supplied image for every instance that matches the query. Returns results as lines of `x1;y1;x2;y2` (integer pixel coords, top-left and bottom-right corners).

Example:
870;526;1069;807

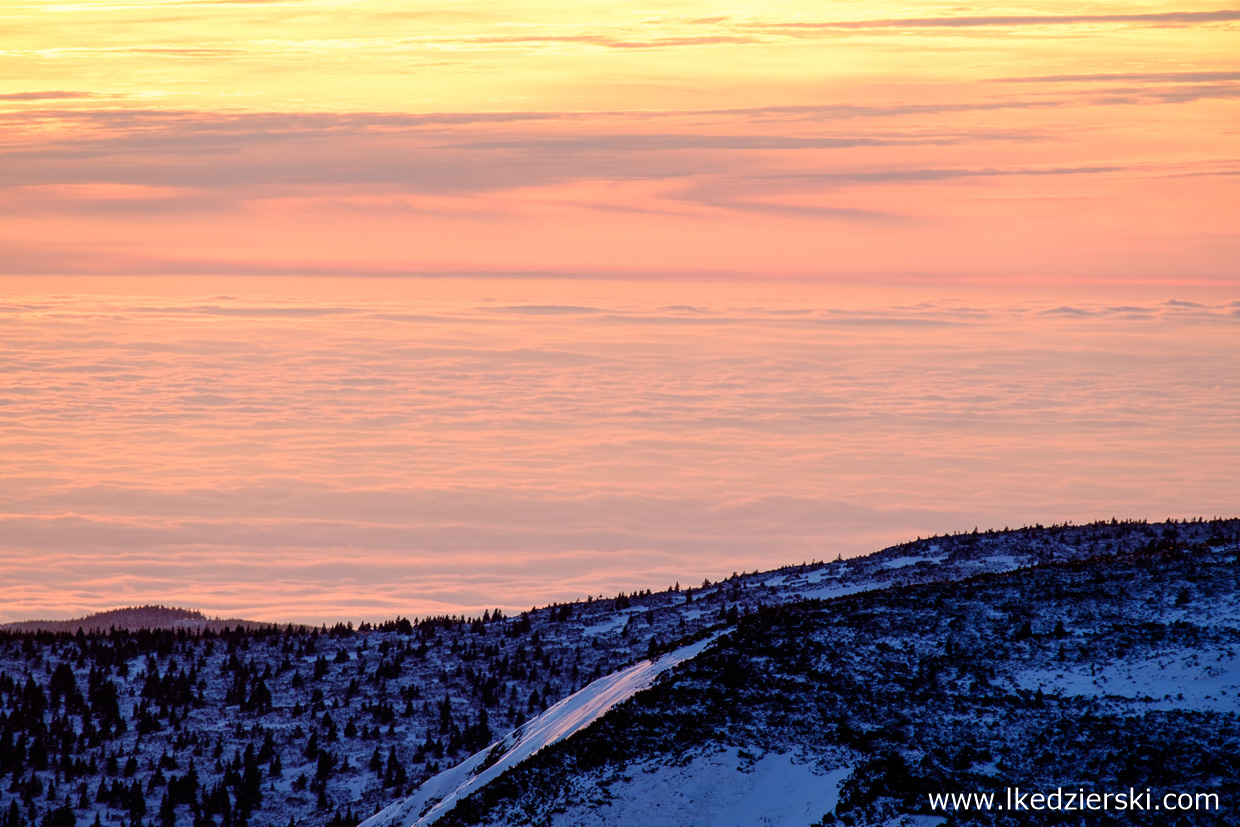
362;633;723;827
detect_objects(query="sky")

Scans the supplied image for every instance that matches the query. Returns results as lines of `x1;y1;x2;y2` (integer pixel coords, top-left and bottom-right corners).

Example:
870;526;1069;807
1;1;1237;623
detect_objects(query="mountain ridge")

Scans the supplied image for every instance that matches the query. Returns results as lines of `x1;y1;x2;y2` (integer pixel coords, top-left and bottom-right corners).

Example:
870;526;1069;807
365;518;1240;827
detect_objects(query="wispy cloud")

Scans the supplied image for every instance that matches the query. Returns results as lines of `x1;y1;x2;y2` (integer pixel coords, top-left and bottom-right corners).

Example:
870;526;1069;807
0;90;106;101
693;199;908;222
0;105;1058;210
759;9;1240;30
999;71;1240;84
770;164;1128;185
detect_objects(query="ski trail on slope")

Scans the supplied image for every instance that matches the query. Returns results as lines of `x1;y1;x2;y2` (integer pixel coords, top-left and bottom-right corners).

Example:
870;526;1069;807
362;633;723;827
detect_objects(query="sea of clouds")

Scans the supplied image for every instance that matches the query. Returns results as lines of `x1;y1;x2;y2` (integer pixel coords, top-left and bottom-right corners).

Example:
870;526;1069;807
1;285;1236;623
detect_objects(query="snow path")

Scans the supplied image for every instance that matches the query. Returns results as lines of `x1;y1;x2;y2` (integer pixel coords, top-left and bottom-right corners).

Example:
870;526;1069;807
361;633;723;827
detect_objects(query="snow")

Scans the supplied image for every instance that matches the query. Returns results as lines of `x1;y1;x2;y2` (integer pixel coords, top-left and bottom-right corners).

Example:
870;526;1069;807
797;582;880;602
981;555;1021;569
362;633;724;827
1016;647;1240;711
542;750;852;827
882;555;945;570
581;614;627;636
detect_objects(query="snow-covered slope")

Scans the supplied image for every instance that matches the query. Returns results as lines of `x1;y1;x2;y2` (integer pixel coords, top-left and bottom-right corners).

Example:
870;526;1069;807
540;750;854;827
376;527;1240;827
362;633;722;827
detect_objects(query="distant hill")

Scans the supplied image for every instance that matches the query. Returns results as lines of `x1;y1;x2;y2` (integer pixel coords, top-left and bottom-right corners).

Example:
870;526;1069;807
0;604;269;633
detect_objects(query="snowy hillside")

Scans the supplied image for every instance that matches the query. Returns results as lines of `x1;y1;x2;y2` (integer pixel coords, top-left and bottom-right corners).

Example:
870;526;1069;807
378;521;1240;827
1;518;1236;827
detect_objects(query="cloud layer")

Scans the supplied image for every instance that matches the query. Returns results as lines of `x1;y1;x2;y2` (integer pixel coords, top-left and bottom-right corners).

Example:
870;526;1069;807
1;2;1236;621
1;287;1237;623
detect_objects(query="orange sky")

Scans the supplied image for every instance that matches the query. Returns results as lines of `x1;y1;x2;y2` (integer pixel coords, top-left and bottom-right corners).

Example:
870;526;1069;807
1;3;1238;623
2;0;1238;282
